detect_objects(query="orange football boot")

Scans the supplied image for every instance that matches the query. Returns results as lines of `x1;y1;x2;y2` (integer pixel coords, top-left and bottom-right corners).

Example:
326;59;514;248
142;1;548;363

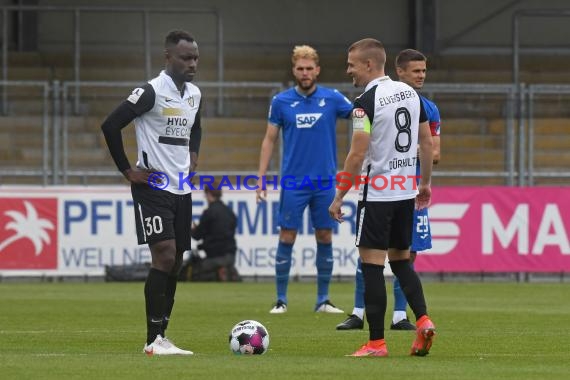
349;339;388;357
410;315;436;356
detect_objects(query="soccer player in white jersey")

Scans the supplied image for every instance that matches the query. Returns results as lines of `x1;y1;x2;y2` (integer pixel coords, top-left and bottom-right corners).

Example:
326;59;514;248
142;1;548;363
329;38;436;357
101;30;202;356
336;49;442;332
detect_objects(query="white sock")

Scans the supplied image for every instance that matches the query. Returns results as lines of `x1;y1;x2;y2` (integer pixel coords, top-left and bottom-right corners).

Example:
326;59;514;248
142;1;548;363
392;310;407;324
352;307;364;320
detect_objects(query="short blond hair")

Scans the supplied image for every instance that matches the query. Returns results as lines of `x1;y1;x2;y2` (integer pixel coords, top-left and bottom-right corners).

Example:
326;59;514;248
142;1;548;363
291;45;319;65
348;38;386;67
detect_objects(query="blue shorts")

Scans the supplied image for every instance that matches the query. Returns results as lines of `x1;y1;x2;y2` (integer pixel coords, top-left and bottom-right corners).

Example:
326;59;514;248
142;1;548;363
411;207;432;252
278;182;335;230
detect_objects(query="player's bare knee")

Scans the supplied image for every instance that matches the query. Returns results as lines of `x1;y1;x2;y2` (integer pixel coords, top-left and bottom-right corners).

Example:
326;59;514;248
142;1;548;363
279;229;297;244
410;251;417;264
315;228;332;244
155;254;176;272
150;240;177;271
170;254;184;275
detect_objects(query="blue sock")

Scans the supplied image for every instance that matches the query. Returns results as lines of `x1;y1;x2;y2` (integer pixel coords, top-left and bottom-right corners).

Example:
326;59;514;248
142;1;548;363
393;277;408;311
275;241;293;304
316;242;333;305
354;258;365;309
393;262;413;312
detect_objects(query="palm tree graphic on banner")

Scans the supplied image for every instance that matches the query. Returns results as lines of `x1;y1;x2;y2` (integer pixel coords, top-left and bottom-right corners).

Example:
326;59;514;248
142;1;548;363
0;201;55;255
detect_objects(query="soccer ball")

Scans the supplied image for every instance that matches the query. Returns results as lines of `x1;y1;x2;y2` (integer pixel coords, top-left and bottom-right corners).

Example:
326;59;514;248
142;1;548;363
228;320;270;355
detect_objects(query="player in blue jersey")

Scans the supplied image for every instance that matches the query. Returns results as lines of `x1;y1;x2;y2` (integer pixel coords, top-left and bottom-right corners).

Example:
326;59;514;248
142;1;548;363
336;48;441;330
256;45;353;314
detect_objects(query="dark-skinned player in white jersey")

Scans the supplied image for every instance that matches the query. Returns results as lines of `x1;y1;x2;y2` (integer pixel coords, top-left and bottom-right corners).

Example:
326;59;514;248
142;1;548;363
102;30;201;356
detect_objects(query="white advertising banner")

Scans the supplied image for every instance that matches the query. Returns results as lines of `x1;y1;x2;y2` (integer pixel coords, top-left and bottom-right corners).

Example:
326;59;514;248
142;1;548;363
0;186;360;276
5;185;567;277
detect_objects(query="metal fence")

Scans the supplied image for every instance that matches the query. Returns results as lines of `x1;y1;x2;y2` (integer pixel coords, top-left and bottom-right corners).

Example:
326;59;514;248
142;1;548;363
324;82;521;186
526;84;570;186
58;80;283;185
0;80;51;184
1;80;570;186
0;4;224;115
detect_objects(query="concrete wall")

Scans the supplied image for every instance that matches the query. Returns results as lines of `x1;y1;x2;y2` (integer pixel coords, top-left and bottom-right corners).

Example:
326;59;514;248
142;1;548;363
20;0;570;55
32;0;411;54
437;0;570;53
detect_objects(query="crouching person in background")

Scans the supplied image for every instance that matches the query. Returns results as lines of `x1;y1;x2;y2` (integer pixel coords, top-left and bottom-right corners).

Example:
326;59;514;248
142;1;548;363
188;182;241;282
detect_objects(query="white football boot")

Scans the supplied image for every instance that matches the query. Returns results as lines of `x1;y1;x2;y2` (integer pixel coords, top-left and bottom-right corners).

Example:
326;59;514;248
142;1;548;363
143;335;193;356
269;301;287;314
315;300;344;313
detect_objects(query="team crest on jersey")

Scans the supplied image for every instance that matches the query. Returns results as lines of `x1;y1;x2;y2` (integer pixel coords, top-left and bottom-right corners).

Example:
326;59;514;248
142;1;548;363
353;108;366;118
352;108;370;132
296;113;322;128
188;96;195;107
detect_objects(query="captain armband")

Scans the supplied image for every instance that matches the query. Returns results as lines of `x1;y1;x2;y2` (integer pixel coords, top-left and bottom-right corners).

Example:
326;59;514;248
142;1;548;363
352;108;371;133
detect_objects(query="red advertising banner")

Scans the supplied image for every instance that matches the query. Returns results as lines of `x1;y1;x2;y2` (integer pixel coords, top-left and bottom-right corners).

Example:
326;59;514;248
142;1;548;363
418;187;570;272
0;198;58;269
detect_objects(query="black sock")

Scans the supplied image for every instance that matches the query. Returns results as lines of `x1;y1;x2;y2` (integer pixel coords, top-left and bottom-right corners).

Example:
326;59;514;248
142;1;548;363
389;259;427;320
361;263;386;341
144;268;169;344
162;275;178;334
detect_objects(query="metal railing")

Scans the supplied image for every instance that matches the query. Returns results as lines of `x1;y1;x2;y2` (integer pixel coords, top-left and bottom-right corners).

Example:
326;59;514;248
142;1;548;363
1;80;570;186
526;84;570;186
323;82;520;185
0;5;223;115
0;80;50;184
57;80;284;184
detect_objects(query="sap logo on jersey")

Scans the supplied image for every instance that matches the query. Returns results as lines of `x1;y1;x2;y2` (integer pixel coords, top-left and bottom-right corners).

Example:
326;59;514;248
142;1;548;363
0;199;58;269
296;113;322;128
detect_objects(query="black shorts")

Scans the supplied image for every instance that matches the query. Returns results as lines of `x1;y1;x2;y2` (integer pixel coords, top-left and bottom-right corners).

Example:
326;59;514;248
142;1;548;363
355;199;414;250
131;183;192;252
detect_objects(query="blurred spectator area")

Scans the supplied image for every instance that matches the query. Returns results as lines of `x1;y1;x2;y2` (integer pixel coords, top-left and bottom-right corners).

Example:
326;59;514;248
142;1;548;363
1;50;570;186
1;0;570;186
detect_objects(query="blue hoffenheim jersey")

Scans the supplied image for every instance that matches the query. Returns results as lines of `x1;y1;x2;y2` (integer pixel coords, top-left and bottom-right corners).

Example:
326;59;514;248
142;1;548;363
413;95;440;252
416;95;441;177
268;86;352;180
421;95;441;137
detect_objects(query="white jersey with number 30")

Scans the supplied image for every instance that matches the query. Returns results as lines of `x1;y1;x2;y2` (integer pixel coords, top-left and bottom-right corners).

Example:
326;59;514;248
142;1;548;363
352;76;427;202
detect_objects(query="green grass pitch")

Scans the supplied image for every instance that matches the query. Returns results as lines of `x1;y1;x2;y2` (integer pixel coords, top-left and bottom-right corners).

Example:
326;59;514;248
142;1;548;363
0;281;569;379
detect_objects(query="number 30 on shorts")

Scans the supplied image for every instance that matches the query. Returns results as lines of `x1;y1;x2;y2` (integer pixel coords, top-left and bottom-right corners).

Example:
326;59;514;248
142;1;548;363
145;215;164;235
